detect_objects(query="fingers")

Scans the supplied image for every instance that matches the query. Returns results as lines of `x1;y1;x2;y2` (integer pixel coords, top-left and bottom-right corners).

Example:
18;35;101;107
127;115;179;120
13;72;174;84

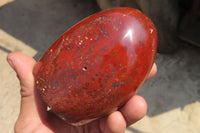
99;96;147;132
7;52;36;96
146;63;157;81
120;95;147;127
7;52;46;120
100;111;126;133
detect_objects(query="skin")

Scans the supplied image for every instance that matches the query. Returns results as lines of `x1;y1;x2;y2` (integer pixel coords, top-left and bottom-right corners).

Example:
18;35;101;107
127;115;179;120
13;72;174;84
7;52;157;133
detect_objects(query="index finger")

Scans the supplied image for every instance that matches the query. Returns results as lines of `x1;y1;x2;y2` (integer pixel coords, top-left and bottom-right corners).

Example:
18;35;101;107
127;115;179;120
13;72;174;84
145;63;157;81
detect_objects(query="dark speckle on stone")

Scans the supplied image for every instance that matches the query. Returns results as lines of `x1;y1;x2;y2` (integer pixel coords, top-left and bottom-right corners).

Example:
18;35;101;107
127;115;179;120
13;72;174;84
86;60;90;63
105;74;109;79
85;82;90;87
111;82;119;89
91;77;95;81
128;77;132;81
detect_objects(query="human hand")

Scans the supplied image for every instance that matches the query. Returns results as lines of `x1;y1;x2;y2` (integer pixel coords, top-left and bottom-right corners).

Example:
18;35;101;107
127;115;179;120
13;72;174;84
7;52;157;133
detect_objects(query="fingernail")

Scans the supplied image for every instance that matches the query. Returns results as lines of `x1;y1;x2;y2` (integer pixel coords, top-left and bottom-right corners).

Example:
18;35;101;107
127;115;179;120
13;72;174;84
7;59;15;69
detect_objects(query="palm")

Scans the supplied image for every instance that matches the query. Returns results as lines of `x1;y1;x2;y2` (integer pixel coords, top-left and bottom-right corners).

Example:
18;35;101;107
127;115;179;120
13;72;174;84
29;95;104;133
7;52;156;133
45;113;101;133
29;109;102;133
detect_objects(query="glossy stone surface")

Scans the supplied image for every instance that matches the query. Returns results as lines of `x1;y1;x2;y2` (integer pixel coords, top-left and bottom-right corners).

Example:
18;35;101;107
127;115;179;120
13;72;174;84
33;7;157;126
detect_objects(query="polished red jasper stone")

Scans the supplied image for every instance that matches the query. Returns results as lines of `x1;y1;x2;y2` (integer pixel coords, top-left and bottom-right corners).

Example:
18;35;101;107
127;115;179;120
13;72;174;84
33;7;157;126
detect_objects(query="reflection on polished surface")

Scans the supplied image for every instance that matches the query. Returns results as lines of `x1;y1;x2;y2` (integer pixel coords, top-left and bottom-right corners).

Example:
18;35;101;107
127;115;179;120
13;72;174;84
123;29;134;42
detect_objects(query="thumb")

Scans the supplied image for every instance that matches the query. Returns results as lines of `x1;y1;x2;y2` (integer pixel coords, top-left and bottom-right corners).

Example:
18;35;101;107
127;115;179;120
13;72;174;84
7;52;46;121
